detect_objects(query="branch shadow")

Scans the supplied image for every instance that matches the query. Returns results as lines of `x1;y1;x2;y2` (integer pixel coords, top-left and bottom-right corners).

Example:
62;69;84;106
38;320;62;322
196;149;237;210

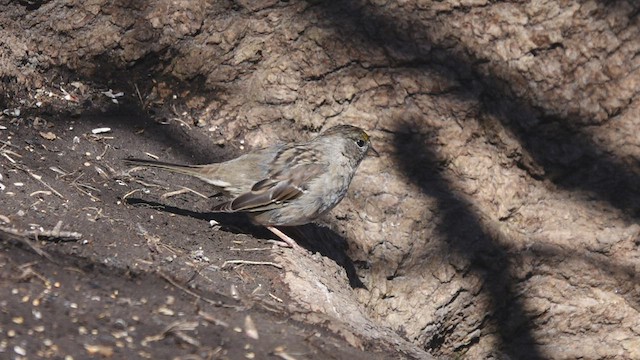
309;0;640;219
125;198;366;288
306;0;640;356
393;122;543;359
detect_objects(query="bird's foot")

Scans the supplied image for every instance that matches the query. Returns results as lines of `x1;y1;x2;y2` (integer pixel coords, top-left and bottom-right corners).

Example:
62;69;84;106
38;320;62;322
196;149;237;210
266;226;300;249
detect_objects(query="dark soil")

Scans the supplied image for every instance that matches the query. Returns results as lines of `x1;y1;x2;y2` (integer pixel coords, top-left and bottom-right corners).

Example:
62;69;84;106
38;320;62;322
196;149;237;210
0;112;403;359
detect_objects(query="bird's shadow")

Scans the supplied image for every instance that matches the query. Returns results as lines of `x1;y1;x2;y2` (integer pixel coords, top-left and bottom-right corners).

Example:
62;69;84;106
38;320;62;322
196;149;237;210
125;198;366;289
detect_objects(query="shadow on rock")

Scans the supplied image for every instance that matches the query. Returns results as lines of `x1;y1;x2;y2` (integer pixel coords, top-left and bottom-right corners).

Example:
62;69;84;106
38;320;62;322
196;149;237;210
392;121;543;359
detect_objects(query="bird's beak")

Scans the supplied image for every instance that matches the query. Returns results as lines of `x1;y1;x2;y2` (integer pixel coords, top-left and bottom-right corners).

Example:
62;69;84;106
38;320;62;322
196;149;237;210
368;145;380;157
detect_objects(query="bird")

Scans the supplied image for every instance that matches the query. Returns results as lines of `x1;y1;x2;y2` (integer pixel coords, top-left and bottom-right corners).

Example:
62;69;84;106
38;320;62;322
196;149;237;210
124;125;378;248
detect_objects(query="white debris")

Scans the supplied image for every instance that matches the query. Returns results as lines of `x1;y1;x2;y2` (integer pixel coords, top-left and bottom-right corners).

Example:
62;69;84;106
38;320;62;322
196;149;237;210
102;89;125;104
244;315;259;340
91;127;112;134
2;108;20;117
14;346;26;356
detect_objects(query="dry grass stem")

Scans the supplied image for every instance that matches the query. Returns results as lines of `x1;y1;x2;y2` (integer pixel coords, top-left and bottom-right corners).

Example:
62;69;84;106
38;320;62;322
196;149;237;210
161;186;208;199
222;260;283;269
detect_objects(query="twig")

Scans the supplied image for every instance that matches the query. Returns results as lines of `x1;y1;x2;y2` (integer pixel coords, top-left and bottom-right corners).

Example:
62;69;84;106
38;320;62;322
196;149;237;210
29;172;64;198
9;164;64;198
49;166;70;177
141;319;200;347
157;271;242;309
17;263;52;285
144;152;159;160
122;188;143;202
0;227;52;260
0;221;82;242
0;139;20;149
29;190;52;197
94;166;110;180
134;83;145;108
229;247;273;252
170;117;192;129
198;310;229;327
273;348;299;360
221;259;283;269
1;149;22;158
69;172;100;201
82;207;104;222
97;144;110;159
161;186;209;199
268;292;284;303
133;179;166;188
1;148;22;164
72;183;101;202
1;151;17;163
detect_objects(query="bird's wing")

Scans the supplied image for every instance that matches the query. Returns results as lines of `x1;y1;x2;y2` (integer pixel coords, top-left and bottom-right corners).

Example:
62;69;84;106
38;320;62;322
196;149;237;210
213;148;327;212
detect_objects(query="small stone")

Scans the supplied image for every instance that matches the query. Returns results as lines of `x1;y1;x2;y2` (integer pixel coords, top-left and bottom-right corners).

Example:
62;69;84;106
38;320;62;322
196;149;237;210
39;131;57;141
157;307;174;316
14;345;26;356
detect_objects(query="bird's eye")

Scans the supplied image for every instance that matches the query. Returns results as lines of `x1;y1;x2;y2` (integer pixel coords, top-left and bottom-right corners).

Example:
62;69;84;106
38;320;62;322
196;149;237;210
356;139;366;148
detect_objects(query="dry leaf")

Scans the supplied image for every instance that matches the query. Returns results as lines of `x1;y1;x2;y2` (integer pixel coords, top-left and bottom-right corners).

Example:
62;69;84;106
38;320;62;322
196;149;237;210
84;344;114;357
39;131;57;140
244;315;259;340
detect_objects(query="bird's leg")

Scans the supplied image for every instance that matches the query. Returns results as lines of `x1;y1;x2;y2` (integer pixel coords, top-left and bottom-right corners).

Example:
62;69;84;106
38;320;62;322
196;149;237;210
266;226;299;248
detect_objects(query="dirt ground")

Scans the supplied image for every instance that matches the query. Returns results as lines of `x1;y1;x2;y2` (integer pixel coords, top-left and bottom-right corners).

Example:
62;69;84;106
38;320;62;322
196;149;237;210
1;111;410;359
2;1;640;359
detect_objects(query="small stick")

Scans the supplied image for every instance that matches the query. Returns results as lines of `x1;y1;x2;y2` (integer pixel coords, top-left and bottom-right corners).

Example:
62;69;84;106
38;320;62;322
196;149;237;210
49;166;69;176
0;228;52;260
97;144;110;159
72;183;100;202
2;149;22;158
1;151;17;163
161;186;209;199
0;222;82;242
29;172;64;198
141;320;200;347
0;140;20;149
134;83;145;107
273;349;298;360
157;271;241;309
144;152;159;160
198;310;229;327
229;247;273;252
133;179;165;188
221;259;283;269
122;188;143;201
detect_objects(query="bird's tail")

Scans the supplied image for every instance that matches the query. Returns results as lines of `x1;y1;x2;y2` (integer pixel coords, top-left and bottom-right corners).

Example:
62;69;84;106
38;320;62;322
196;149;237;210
124;158;210;178
124;158;233;190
